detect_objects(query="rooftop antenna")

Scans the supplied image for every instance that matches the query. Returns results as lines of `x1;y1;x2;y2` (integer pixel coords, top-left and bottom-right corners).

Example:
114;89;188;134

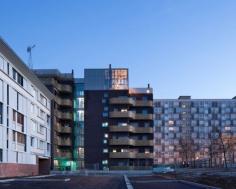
27;45;36;69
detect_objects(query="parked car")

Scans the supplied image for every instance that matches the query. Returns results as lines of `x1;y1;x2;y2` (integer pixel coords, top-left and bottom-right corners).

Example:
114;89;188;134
153;166;175;173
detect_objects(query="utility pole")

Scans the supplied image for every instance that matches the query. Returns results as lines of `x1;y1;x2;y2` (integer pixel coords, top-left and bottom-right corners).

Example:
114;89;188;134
27;45;36;69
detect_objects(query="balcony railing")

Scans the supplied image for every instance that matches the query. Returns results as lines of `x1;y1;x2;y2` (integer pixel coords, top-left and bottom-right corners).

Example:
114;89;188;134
55;97;73;107
109;139;153;146
56;124;72;133
134;100;153;107
57;83;72;93
109;97;135;105
109;152;153;159
56;111;73;120
109;125;153;133
135;114;153;120
57;138;72;146
109;111;135;119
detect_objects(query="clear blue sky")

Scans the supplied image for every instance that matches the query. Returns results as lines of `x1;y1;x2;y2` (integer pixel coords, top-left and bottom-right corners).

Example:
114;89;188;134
1;0;236;98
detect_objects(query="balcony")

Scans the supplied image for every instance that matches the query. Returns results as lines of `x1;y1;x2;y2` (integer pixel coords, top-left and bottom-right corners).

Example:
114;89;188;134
134;100;153;107
56;111;73;120
57;138;72;146
55;97;72;107
109;152;153;159
109;97;135;105
109;125;153;133
57;83;72;93
56;124;72;133
135;114;153;120
109;139;153;146
109;111;135;119
56;152;72;159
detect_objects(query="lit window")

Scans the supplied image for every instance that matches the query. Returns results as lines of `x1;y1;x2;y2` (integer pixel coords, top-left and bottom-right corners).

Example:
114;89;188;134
102;160;108;165
104;133;108;138
121;109;128;112
103;149;108;153
169;127;174;131
168;120;174;126
103;139;107;144
102;122;108;127
225;126;231;131
102;112;108;117
112;149;117;153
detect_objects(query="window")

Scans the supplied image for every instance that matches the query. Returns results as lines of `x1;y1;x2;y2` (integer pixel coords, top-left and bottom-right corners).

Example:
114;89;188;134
78;97;84;109
13;131;26;144
103;139;107;144
0;102;3;124
103;149;108;153
31;120;37;132
102;160;108;165
17;74;24;86
17;112;24;125
12;68;17;80
39;125;45;134
31;137;36;147
40;94;47;106
12;68;24;86
104;107;108;111
104;133;108;138
78;110;84;121
39;140;44;149
0;149;2;162
102;112;108;117
102;122;108;127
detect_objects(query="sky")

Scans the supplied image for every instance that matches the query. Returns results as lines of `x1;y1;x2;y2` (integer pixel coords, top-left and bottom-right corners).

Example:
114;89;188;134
1;0;236;99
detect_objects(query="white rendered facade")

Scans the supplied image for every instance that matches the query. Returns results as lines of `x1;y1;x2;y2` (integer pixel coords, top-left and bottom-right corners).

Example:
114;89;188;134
0;39;52;169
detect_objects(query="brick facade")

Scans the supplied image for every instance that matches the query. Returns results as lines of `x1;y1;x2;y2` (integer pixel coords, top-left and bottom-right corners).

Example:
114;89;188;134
0;163;38;178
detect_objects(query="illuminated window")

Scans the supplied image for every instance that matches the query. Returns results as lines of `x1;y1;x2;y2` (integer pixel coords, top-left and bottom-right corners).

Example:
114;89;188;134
168;120;174;126
103;149;108;153
121;109;128;112
104;133;108;138
113;149;117;153
103;139;107;144
102;160;108;165
102;122;108;127
225;126;231;131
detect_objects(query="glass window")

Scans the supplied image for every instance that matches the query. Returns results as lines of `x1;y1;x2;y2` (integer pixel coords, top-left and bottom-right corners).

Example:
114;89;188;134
102;160;108;165
103;139;107;144
0;149;2;162
17;74;24;86
0;102;2;124
104;133;108;138
31;137;36;147
103;149;108;153
102;112;108;117
102;122;108;127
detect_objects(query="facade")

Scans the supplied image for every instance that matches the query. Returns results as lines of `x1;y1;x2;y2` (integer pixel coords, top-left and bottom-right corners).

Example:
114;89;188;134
84;65;154;170
73;78;84;169
34;69;76;170
0;38;53;177
154;96;236;168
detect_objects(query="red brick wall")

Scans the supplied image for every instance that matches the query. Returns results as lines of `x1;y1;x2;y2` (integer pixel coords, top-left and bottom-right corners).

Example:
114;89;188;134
0;163;38;178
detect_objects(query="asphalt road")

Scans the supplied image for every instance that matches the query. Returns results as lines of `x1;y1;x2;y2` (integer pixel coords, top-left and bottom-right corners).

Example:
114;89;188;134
0;175;127;189
129;176;204;189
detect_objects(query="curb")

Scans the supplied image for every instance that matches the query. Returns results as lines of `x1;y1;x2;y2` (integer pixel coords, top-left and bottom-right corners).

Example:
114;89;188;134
124;175;133;189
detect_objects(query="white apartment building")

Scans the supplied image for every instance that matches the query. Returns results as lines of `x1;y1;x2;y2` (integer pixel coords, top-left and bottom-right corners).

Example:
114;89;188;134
0;38;53;177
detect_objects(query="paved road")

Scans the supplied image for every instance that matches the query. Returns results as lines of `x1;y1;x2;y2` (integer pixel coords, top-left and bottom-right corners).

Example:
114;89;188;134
0;175;126;189
129;176;204;189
